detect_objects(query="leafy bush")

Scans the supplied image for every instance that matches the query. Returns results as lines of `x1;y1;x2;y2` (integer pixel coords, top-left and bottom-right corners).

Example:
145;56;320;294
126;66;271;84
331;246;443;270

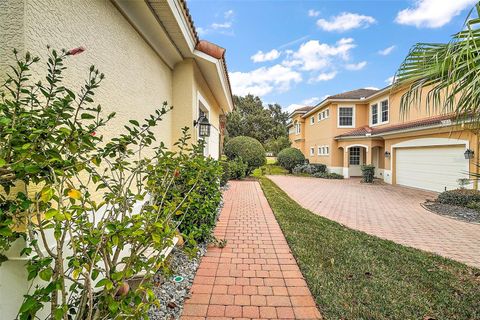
466;201;480;211
0;48;221;319
293;163;326;175
220;158;248;185
224;136;266;174
277;147;305;173
361;165;375;183
314;172;344;179
437;189;480;207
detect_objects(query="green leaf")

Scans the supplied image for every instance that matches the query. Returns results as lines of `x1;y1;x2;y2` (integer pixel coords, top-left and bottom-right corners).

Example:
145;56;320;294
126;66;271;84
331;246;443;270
39;267;53;281
96;278;113;290
81;113;95;120
19;297;37;313
0;158;6;167
129;120;140;126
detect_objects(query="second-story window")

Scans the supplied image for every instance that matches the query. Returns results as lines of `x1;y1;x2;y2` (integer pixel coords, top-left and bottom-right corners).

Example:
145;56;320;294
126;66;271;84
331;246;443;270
338;106;354;127
310;147;315;156
310;116;315;125
381;100;389;122
325;108;329;118
371;103;378;125
295;121;301;134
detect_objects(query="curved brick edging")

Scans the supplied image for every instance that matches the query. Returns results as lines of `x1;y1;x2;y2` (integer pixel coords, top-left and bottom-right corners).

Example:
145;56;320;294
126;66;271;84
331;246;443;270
181;180;322;320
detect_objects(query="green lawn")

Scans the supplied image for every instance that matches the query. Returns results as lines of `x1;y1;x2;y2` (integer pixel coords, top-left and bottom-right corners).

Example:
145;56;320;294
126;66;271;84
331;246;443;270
252;164;288;177
258;176;480;320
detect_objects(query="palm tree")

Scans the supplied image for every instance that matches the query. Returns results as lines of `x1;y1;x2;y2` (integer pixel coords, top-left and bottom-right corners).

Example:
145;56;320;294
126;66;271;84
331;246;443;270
394;2;480;125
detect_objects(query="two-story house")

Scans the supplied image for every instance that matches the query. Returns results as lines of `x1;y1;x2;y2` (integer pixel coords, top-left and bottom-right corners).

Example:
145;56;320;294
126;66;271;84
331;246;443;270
288;87;478;192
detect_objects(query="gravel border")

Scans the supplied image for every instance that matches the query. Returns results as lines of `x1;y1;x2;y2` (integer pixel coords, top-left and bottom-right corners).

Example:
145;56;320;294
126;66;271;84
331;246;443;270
423;200;480;224
148;184;227;319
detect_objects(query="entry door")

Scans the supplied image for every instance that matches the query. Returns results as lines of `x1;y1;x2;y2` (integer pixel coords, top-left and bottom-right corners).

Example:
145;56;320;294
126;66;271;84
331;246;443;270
349;147;363;176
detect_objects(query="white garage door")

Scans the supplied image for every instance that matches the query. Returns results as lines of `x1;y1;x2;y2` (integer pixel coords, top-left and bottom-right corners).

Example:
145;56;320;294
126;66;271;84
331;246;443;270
396;145;468;192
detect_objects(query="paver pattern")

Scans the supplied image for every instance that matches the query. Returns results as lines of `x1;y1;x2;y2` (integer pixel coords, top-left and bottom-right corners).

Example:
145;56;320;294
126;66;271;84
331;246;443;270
269;175;480;268
181;180;322;319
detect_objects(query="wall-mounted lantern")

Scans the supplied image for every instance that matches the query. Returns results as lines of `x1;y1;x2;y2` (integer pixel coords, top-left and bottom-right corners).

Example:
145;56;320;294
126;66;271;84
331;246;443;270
194;115;211;138
464;148;475;160
384;151;391;158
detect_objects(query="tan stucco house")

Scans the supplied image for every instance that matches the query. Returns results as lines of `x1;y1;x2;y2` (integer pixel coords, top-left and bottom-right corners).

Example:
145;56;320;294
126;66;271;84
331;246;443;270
0;0;233;159
0;0;233;317
288;87;478;192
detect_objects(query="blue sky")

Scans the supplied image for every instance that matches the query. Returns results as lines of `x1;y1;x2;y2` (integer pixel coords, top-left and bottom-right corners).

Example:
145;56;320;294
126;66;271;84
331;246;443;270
188;0;476;112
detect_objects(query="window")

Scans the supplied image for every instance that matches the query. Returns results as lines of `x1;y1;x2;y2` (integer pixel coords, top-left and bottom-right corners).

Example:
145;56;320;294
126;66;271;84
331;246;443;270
325;146;329;155
381;100;389;122
318;113;322;121
325;109;329;118
338;106;354;127
318;147;322;155
310;147;315;156
295;121;301;134
371;103;378;125
349;147;360;165
310;116;315;125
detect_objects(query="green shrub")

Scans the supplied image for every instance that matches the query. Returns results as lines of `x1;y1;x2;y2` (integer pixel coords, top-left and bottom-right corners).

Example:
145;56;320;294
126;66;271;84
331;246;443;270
437;189;480;207
313;172;344;179
228;158;248;180
293;163;326;175
220;161;230;186
361;165;375;183
466;201;480;211
277;147;305;173
224;136;266;174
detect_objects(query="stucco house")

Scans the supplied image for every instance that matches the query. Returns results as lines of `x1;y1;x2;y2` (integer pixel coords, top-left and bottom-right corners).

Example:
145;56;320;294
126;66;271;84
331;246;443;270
288;86;478;192
0;0;232;317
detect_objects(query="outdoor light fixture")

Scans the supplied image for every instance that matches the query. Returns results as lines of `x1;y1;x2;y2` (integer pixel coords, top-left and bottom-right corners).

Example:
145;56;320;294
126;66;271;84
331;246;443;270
384;151;391;158
194;115;211;138
464;148;475;160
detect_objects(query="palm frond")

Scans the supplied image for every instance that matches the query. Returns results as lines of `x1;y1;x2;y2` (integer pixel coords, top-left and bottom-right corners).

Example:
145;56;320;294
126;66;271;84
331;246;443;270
394;2;480;126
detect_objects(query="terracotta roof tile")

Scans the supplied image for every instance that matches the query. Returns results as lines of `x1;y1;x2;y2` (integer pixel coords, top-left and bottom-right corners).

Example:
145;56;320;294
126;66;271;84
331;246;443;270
196;40;225;59
336;114;453;138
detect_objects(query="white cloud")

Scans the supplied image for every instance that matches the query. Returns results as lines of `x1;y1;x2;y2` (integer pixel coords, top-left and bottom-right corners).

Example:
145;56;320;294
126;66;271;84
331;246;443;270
308;9;320;17
283;38;356;71
316;12;376;32
285;103;305;113
345;61;367;71
224;9;234;19
395;0;476;28
211;22;232;30
302;97;321;105
310;71;338;82
378;45;396;56
251;49;281;63
385;76;395;85
197;10;235;36
230;64;302;96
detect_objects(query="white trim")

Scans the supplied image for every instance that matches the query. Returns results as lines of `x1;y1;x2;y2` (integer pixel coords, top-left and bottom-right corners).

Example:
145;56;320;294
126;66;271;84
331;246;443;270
345;144;369;152
383;170;392;184
328;166;343;175
167;0;197;52
342;167;350;178
337;105;356;128
369;97;390;127
391;137;468;149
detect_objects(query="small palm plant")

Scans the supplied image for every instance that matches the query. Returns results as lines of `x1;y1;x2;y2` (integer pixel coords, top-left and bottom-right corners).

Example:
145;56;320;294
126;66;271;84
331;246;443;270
394;2;480;125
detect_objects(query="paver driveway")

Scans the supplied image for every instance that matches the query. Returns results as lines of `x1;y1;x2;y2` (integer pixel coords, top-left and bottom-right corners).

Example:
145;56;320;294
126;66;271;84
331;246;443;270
269;175;480;268
181;180;321;320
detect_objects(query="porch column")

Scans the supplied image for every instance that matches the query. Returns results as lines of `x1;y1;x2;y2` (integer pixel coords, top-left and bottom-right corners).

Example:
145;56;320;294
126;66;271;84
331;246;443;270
343;148;349;178
365;147;373;165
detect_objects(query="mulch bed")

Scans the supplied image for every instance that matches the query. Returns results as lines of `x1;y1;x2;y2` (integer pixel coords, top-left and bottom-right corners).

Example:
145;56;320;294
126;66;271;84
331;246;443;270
423;200;480;224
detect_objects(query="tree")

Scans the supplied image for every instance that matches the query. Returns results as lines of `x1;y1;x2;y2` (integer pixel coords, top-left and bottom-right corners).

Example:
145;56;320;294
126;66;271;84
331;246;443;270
394;2;480;125
226;94;289;146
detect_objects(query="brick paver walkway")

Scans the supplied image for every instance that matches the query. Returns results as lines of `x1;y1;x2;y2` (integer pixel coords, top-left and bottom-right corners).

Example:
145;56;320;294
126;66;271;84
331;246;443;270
181;180;322;320
269;175;480;268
